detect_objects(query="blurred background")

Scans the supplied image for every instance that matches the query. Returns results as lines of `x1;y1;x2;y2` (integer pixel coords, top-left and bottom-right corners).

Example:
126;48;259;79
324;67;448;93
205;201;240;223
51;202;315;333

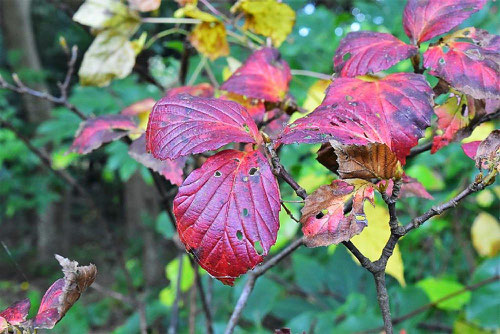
0;0;499;333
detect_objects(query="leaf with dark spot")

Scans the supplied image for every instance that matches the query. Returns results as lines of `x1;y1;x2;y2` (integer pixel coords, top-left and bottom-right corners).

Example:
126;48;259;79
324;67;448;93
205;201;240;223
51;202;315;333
146;95;261;160
174;149;280;285
333;31;418;77
300;179;374;247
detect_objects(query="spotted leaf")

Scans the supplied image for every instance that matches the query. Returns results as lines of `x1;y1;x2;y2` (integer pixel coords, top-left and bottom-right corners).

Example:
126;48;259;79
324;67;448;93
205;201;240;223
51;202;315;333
403;0;487;44
333;31;418;77
280;73;434;164
129;134;186;186
301;179;374;247
146;95;260;160
174;149;280;285
0;299;30;330
69;115;137;154
220;47;291;102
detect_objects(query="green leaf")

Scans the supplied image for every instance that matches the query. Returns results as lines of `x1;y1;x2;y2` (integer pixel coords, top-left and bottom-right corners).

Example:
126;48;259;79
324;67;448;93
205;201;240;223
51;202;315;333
417;277;471;311
165;255;194;293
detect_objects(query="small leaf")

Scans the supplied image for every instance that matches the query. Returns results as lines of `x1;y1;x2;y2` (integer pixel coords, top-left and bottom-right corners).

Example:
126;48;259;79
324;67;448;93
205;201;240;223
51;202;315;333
302;79;331;114
350;204;405;285
380;175;433;200
334;143;403;180
231;0;296;47
333;31;418;77
471;212;500;257
174;149;281;285
78;30;138;87
280;73;434;164
27;255;97;329
146;94;260;160
417;277;471;310
128;0;161;12
129;134;186;186
431;91;475;153
165;83;214;98
423;28;500;100
0;299;30;329
300;179;374;247
402;0;487;44
73;0;140;30
69;115;137;154
220;47;291;103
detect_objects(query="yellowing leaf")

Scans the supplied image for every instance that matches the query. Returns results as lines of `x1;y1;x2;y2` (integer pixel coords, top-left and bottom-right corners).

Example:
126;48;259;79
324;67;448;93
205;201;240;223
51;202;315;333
190;22;230;60
350;203;406;286
471;212;500;257
231;0;296;47
302;79;330;114
462;122;495;143
222;57;243;81
78;31;136;87
73;0;140;30
174;4;218;22
130;32;147;55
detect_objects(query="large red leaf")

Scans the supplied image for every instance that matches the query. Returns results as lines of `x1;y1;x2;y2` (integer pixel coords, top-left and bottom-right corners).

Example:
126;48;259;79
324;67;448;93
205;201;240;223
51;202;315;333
403;0;487;44
280;73;434;164
333;31;418;77
220;47;291;102
423;28;500;100
0;299;30;329
174;149;281;285
129;134;186;186
300;179;374;247
69;115;137;154
146;94;261;160
165;83;214;98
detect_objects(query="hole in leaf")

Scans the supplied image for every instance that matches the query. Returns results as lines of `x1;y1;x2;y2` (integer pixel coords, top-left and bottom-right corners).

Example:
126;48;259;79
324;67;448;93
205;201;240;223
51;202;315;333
438;58;445;65
243;123;251;133
316;209;328;219
242;208;249;217
233;158;241;162
243;176;249;182
236;230;243;240
461;103;467;117
249;167;258;175
254;241;264;255
214;171;222;177
345;95;353;101
442;45;450;53
343;52;351;61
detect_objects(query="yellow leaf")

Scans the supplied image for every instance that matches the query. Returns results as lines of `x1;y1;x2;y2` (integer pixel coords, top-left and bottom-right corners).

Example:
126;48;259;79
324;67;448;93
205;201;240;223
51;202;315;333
350;203;406;286
130;32;147;55
174;4;218;22
78;30;137;87
471;212;500;257
231;0;296;47
302;79;330;114
222;57;242;81
189;22;230;60
462;122;494;143
73;0;140;30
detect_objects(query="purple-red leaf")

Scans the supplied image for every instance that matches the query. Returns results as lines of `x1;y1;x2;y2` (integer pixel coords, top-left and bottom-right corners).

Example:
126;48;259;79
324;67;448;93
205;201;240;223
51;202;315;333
280;73;434;164
423;28;500;100
165;83;214;98
300;179;374;247
129;134;186;186
333;31;418;77
403;0;487;44
379;175;433;200
174;149;281;285
69;115;137;154
220;47;291;102
146;95;261;160
0;299;30;329
462;141;481;159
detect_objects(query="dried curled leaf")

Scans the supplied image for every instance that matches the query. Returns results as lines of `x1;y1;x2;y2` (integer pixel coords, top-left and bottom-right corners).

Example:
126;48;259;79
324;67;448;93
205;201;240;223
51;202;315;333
220;47;291;102
334;143;403;180
333;31;418;77
301;179;374;247
129;134;186;186
146;95;261;160
0;299;30;331
231;0;296;47
403;0;487;44
174;149;281;285
423;28;500;100
69;115;137;154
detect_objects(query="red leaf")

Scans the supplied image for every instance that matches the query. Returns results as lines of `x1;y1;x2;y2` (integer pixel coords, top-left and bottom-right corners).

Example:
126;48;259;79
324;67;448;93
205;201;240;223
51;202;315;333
431;92;474;153
280;73;434;164
69;115;137;154
380;175;433;200
129;134;186;186
423;28;500;100
174;149;281;285
333;31;418;77
300;179;374;247
146;95;261;160
220;47;291;102
0;299;30;328
165;83;214;98
403;0;486;44
121;98;156;116
462;140;481;159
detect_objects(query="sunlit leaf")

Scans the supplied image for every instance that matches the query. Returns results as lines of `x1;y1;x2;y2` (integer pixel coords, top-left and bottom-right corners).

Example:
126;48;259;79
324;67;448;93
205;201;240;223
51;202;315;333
417;277;470;310
231;0;296;47
471;212;500;257
333;32;418;77
302;79;330;114
174;149;281;285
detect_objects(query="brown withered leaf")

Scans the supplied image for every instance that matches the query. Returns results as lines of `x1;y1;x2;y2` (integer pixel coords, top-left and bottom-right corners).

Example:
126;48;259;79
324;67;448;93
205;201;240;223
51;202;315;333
316;143;339;173
475;130;500;170
334;143;403;180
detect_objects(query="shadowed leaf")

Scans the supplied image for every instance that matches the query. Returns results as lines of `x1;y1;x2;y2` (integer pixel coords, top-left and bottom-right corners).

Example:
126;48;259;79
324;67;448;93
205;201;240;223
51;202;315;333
174;149;281;285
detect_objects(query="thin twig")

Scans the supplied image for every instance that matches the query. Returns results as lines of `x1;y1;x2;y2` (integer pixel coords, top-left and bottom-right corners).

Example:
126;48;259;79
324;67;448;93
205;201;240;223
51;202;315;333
168;253;184;334
290;69;332;81
193;261;214;334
